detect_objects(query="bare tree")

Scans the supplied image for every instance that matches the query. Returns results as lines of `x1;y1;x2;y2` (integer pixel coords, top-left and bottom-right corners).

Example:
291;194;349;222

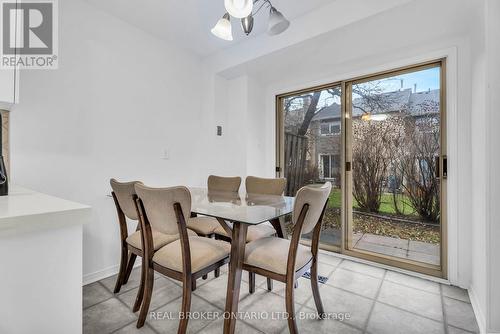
352;117;403;212
395;112;440;222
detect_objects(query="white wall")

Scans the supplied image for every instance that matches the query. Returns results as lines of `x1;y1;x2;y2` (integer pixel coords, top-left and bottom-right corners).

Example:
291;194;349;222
468;1;500;332
468;0;488;331
485;0;500;331
10;0;204;282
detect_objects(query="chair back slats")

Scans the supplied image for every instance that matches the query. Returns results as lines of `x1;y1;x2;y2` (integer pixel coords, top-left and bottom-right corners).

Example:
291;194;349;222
110;179;143;220
207;175;241;192
292;182;332;235
245;176;286;195
134;184;191;235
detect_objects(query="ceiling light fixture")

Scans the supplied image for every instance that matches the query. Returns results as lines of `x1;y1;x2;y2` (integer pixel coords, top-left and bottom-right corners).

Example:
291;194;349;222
241;14;254;35
211;13;233;41
212;0;290;40
224;0;253;19
268;7;290;36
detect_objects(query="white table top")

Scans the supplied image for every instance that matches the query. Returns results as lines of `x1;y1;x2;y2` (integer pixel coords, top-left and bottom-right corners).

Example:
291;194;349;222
189;187;294;224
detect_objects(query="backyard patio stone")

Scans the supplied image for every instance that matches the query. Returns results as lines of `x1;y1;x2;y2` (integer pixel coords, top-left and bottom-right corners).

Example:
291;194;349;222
355;239;409;258
409;240;441;255
361;233;409;249
406;251;440;266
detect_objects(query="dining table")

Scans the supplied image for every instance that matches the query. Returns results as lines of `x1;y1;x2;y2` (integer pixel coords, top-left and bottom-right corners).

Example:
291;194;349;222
189;187;295;334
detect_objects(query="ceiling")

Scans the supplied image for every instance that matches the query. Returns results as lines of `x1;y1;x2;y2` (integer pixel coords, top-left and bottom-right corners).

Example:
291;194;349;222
84;0;336;57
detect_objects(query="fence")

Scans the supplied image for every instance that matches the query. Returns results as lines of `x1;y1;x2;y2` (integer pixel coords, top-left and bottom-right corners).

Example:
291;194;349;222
284;133;308;196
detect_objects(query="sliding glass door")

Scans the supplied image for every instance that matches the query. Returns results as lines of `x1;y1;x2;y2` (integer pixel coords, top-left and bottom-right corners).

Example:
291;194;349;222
277;84;343;250
276;60;447;277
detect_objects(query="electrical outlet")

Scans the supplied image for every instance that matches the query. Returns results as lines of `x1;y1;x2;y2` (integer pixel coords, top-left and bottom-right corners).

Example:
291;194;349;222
217;126;222;136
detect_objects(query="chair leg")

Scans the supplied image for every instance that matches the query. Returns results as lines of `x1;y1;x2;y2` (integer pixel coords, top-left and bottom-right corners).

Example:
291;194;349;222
285;279;298;334
113;246;128;293
310;259;325;317
249;272;256;294
133;256;146;312
178;276;193;334
136;266;154;328
215;268;220;278
123;253;137;285
191;279;197;291
294;281;298;289
202;274;208;280
267;278;273;291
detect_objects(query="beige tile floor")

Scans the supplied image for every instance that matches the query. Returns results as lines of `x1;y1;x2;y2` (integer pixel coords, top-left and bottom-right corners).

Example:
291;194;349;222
83;252;478;334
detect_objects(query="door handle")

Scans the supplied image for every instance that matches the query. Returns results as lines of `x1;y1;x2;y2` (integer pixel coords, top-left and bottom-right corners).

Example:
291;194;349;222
435;156;448;179
435;156;440;179
443;156;448;179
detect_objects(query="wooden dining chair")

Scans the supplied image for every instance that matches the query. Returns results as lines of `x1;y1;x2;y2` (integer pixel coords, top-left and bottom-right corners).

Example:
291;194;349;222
207;174;242;192
214;176;287;291
243;182;332;334
186;175;241;237
214;176;286;243
186;175;241;279
134;184;231;331
110;179;197;311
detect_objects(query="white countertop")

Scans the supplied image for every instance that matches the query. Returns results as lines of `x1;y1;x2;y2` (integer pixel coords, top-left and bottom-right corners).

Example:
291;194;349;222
0;185;91;233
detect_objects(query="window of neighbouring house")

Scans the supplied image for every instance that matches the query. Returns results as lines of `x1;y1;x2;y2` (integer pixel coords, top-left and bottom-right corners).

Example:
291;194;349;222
320;122;341;135
320;155;331;178
320;123;330;135
320;154;340;179
331;124;341;134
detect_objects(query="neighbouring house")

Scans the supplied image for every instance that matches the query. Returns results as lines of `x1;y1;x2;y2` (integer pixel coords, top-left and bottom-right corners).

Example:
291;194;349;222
309;88;440;185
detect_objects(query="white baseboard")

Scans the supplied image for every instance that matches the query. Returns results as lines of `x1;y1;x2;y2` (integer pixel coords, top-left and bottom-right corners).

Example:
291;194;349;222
469;287;487;334
82;262;141;286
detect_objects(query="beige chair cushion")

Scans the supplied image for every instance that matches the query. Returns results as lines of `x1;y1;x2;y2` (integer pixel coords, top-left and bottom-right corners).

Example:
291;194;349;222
153;236;231;273
126;229;196;250
244;237;313;275
214;223;276;242
187;216;221;235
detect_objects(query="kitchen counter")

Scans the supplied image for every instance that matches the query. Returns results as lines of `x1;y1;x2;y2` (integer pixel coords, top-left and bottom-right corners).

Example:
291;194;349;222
0;185;91;334
0;185;90;232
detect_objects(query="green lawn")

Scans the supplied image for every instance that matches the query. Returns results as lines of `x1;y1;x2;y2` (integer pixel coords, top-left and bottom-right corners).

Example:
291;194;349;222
328;188;417;216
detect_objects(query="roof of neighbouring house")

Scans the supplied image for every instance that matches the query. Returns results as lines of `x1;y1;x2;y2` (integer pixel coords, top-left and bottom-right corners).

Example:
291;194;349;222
312;88;440;122
312;102;342;121
408;89;441;115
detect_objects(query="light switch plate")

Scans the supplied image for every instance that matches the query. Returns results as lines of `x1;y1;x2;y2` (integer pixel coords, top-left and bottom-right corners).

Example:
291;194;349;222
162;149;170;160
217;126;222;136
